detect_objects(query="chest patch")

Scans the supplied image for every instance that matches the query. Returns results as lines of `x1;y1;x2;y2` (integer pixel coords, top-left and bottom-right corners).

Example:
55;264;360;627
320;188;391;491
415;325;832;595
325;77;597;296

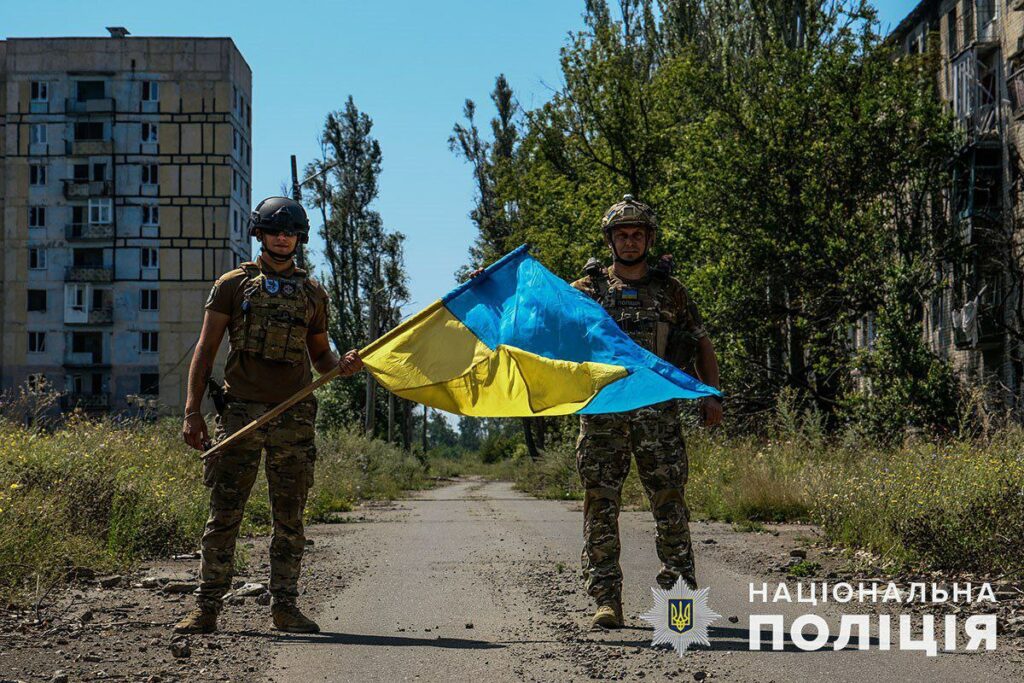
617;288;642;307
264;278;281;295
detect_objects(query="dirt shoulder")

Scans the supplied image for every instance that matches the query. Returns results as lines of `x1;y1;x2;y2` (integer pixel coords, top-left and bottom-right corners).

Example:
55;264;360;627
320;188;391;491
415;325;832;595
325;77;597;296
3;479;1023;682
0;502;396;683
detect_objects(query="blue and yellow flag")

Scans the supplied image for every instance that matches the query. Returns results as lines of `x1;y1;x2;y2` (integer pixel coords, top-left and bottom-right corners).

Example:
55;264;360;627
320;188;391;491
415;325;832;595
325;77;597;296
361;245;720;416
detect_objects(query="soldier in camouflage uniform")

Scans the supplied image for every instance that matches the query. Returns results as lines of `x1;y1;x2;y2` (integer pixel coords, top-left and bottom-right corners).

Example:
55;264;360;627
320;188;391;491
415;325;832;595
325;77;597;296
570;195;722;630
176;197;363;634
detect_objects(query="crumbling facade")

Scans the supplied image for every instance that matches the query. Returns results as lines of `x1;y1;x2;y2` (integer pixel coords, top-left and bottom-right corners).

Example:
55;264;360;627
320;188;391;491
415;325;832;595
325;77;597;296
0;36;253;414
890;1;1024;404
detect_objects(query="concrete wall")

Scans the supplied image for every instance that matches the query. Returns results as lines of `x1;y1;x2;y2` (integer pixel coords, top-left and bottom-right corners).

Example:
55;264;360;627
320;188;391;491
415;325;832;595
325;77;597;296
0;37;253;415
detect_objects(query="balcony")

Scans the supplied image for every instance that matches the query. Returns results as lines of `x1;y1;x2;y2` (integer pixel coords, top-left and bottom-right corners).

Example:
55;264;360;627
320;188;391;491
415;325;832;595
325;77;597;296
952;292;1003;350
62;351;109;368
953;309;1002;348
62;179;112;200
66;139;113;156
65;305;113;326
65;223;114;241
951;48;1001;147
64;97;114;114
1009;68;1024;118
60;393;110;411
65;266;113;283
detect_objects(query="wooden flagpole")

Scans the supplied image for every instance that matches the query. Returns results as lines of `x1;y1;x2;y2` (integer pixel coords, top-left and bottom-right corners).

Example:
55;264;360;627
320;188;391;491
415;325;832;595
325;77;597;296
200;365;342;461
199;326;404;462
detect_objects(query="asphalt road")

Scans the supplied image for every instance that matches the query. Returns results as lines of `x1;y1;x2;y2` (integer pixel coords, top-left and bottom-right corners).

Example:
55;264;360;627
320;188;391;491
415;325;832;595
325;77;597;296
266;479;1019;682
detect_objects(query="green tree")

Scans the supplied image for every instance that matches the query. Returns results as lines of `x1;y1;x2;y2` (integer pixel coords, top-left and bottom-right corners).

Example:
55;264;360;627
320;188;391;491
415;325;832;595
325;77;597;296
453;0;964;437
304;97;412;438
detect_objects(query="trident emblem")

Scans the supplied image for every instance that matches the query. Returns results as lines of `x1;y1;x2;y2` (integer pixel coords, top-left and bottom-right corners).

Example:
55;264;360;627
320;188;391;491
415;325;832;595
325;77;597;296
669;599;693;634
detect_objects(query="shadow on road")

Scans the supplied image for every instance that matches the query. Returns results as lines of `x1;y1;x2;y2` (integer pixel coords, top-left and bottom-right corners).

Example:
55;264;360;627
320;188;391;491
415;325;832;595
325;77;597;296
590;624;887;654
241;630;505;649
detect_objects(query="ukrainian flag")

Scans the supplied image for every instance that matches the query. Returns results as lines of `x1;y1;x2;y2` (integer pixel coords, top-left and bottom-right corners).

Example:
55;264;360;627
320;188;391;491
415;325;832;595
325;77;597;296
361;245;720;416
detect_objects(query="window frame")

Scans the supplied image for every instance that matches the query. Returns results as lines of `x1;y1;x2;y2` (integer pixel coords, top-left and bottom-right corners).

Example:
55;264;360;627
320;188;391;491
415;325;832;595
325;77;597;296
28;247;46;270
141;204;160;227
30;81;48;102
30;123;47;144
28;206;46;229
29;163;47;186
140;331;159;354
28;332;46;354
88;198;112;225
142;81;160;102
141;247;159;270
141;163;159;185
140;289;160;311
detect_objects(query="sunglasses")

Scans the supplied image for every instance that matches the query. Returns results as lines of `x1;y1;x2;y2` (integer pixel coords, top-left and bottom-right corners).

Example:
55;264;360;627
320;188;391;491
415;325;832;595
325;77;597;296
259;228;301;237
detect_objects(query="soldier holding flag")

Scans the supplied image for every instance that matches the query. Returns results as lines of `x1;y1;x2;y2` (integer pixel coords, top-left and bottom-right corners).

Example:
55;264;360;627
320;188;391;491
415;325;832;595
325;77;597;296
176;196;362;634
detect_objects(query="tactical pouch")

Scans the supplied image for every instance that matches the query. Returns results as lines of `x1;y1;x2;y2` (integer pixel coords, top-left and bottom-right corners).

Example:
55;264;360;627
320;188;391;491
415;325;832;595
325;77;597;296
262;319;308;364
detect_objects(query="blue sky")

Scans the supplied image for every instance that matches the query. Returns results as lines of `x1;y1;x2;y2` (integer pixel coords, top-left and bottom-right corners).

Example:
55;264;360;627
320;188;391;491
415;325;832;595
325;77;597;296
3;0;920;320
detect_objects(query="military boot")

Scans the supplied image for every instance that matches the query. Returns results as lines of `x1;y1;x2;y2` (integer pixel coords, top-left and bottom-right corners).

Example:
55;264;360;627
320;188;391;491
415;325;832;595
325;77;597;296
657;571;698;592
271;602;320;633
173;605;218;634
590;599;624;630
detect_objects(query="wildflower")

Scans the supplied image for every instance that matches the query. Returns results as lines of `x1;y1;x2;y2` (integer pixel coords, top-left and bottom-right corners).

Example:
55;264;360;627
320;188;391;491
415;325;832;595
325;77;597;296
9;483;20;490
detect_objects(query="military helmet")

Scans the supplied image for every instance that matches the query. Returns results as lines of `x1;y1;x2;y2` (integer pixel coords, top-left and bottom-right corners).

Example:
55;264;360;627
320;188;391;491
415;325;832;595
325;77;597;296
601;194;658;236
247;196;310;244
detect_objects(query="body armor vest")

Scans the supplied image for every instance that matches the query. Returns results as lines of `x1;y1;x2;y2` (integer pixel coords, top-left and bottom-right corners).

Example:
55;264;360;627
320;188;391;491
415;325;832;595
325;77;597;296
228;262;313;365
587;265;672;358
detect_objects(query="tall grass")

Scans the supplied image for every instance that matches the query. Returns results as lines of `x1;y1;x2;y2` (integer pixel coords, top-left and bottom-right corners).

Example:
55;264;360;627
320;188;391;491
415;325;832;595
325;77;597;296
0;414;428;603
509;403;1024;575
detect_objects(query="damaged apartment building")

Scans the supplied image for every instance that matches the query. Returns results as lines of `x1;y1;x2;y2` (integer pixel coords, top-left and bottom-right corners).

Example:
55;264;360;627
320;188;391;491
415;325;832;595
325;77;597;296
0;31;252;414
885;0;1024;405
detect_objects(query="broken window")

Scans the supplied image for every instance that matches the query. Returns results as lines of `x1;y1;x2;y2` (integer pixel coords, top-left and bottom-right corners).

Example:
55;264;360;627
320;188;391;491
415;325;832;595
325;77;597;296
76;80;106;102
74;121;105;140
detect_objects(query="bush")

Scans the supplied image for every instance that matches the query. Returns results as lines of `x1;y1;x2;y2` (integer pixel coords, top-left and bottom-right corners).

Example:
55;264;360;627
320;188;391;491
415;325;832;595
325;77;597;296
508;400;1024;575
478;434;519;464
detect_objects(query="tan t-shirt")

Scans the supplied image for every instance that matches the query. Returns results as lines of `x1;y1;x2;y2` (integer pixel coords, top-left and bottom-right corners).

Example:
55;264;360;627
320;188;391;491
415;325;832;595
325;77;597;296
205;259;329;403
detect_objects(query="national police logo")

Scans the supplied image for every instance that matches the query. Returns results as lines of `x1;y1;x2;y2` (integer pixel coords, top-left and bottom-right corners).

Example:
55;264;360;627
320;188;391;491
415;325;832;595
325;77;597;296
668;599;692;634
640;577;720;656
264;278;281;295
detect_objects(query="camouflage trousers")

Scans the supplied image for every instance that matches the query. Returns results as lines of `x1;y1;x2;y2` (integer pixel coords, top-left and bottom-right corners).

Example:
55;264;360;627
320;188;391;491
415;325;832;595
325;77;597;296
576;399;695;604
197;395;317;611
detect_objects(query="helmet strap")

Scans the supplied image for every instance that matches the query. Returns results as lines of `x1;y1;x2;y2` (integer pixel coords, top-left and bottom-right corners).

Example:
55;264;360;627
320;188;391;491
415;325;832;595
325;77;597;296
264;247;295;263
607;229;651;266
259;236;296;264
